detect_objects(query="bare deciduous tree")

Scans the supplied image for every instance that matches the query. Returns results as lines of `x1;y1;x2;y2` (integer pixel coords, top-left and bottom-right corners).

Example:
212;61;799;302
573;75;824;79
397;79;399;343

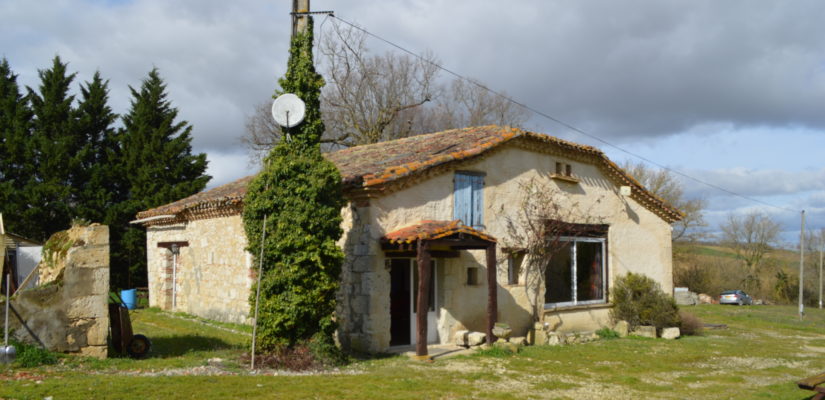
621;161;706;241
500;177;609;322
242;21;531;163
720;211;781;291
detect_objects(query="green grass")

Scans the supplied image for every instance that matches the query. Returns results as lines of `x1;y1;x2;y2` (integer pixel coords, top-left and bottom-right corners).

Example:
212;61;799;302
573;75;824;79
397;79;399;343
3;305;825;399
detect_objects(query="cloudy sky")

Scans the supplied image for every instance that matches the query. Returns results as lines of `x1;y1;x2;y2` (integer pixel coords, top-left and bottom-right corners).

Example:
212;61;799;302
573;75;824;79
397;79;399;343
2;0;824;243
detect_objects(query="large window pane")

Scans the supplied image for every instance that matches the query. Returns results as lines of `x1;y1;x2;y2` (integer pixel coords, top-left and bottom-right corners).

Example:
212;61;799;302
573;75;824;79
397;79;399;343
576;241;603;302
545;242;572;304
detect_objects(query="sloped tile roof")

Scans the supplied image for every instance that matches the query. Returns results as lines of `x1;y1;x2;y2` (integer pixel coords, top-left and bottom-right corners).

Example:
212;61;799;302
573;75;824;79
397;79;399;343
136;125;683;224
381;220;497;245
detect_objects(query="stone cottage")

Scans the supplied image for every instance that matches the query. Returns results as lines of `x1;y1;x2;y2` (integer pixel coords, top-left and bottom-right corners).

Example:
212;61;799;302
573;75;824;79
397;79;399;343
134;125;681;354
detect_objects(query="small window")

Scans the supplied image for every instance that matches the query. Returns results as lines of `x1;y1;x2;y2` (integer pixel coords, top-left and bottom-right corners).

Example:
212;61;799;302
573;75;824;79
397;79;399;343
507;252;525;285
565;164;572;176
466;267;479;286
555;162;563;175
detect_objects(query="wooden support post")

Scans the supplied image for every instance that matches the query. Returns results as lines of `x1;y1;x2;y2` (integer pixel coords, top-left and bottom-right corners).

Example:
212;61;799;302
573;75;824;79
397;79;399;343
486;243;498;345
415;240;431;357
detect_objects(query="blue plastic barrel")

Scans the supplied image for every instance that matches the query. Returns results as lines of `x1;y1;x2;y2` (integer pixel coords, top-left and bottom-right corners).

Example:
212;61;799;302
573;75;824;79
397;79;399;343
120;289;137;310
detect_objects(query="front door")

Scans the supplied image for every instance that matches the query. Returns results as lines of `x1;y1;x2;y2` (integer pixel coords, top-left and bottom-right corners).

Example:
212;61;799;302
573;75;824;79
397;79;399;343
389;259;411;346
389;258;439;346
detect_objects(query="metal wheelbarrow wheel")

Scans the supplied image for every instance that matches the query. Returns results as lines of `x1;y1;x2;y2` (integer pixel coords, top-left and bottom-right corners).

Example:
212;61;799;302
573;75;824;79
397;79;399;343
127;334;151;359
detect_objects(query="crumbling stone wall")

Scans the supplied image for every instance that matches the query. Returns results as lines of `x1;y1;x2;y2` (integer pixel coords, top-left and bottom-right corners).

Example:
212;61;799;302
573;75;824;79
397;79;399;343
1;224;110;358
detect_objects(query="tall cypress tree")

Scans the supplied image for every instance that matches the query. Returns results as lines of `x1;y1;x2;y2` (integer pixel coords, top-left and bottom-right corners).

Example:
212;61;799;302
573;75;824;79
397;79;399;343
115;68;209;288
74;71;119;225
0;58;33;236
25;56;80;241
243;18;345;354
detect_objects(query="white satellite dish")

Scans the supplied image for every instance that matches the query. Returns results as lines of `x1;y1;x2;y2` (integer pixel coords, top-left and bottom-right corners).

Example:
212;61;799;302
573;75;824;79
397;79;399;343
271;93;306;128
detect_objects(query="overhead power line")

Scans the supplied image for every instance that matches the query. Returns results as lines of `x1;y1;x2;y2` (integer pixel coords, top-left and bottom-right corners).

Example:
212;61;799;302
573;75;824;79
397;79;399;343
330;15;797;214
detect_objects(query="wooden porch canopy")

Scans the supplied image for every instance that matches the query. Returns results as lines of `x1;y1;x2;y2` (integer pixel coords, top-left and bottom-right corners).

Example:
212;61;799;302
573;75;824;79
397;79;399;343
381;220;498;357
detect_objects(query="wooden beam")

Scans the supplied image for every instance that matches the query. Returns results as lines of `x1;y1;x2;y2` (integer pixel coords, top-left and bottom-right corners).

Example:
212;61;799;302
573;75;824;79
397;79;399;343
415;240;431;357
486;243;497;345
384;250;460;259
157;241;189;249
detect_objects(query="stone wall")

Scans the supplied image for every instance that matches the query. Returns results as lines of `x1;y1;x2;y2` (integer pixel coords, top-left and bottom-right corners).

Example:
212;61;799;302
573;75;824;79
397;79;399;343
146;215;253;324
1;224;110;358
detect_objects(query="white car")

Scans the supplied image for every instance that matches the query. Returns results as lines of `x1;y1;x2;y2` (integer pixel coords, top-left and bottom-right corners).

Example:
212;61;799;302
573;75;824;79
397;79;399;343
719;290;752;306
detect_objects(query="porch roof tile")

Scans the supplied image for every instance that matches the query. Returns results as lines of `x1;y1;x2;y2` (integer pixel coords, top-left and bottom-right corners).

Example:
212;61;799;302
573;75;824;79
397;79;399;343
381;220;497;245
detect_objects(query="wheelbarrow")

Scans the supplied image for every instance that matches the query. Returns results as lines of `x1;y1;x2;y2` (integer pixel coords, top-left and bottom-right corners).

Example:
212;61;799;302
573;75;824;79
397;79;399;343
109;292;151;358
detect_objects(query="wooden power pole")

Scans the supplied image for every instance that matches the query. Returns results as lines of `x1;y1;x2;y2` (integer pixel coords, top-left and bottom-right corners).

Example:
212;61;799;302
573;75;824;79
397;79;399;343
292;0;310;37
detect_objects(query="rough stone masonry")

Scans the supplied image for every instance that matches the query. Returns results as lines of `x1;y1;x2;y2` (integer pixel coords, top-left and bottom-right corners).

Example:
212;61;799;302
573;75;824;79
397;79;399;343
1;224;110;358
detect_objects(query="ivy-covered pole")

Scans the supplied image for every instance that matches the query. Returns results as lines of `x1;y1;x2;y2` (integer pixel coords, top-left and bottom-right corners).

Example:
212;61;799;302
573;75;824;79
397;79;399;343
243;15;345;360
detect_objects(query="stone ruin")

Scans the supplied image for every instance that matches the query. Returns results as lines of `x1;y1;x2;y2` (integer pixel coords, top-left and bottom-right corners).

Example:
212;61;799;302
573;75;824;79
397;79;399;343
1;224;110;358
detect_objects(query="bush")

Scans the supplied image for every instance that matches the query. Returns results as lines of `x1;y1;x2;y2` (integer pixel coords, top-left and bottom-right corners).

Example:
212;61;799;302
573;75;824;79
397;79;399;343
11;339;58;367
595;328;620;339
610;273;680;331
679;311;703;336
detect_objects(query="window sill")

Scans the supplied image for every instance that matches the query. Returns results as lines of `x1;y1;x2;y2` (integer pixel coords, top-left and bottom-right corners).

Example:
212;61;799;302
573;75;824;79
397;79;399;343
543;302;611;313
550;174;580;184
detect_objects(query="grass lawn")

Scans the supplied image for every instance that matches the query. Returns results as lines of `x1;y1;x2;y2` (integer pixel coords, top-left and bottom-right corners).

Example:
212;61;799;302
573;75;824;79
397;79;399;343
2;305;825;399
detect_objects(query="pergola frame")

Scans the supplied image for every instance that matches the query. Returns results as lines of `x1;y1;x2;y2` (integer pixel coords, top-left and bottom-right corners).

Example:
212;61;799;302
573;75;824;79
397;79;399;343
384;231;498;357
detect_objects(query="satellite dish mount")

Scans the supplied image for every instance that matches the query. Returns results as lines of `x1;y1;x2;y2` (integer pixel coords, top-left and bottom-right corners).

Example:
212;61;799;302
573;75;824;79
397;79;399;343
271;93;306;141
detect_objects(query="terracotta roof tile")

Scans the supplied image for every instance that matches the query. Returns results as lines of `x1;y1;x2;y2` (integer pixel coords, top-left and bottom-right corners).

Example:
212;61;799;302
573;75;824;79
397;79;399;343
382;220;497;245
136;125;683;224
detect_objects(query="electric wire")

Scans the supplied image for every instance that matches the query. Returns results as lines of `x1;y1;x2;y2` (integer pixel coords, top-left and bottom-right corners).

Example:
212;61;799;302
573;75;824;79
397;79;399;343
329;15;798;214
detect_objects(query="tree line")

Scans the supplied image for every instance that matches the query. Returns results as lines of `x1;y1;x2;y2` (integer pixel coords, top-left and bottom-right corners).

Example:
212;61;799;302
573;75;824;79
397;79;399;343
0;56;209;289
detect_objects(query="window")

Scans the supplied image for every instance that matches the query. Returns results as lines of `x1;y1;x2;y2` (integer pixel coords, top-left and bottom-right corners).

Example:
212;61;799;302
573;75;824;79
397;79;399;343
544;237;606;307
466;267;479;286
507;252;525;285
454;172;484;229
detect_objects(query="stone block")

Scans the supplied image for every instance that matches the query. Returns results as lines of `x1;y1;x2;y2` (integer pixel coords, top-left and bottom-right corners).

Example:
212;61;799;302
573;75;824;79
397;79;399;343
546;332;565;346
631;325;657;338
613;320;629;337
492;323;512;340
80;345;107;359
533;328;548;345
494;341;519;353
467;332;487;346
81;224;109;247
66;246;108;269
661;327;680;340
454;330;469;347
511;336;527;346
86;320;108;347
67;296;107;319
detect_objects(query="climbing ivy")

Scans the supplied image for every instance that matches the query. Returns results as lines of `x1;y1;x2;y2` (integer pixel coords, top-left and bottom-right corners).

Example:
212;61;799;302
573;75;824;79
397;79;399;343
243;18;345;354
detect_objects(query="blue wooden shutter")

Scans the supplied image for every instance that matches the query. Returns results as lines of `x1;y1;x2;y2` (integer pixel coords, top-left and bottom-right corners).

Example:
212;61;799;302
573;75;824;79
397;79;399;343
454;173;472;225
469;175;484;228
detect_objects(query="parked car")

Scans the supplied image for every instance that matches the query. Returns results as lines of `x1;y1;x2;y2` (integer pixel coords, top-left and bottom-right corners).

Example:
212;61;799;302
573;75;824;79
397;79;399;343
719;290;753;306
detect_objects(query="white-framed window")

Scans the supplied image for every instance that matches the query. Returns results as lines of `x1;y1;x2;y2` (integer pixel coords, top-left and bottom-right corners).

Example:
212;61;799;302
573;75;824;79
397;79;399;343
544;237;607;307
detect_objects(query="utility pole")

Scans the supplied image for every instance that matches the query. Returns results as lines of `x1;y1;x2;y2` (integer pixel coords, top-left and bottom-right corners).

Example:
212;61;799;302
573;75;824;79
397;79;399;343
292;0;310;37
819;231;823;309
799;210;805;318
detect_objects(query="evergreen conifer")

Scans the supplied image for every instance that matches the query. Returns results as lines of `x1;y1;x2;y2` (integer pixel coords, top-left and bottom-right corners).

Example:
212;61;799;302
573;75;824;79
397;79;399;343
114;68;209;288
0;58;33;237
26;56;79;241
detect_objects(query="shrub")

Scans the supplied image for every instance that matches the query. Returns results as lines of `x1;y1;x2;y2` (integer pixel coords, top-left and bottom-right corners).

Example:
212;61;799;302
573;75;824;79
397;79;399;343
11;339;58;367
595;328;620;339
610;272;680;331
679;311;703;336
